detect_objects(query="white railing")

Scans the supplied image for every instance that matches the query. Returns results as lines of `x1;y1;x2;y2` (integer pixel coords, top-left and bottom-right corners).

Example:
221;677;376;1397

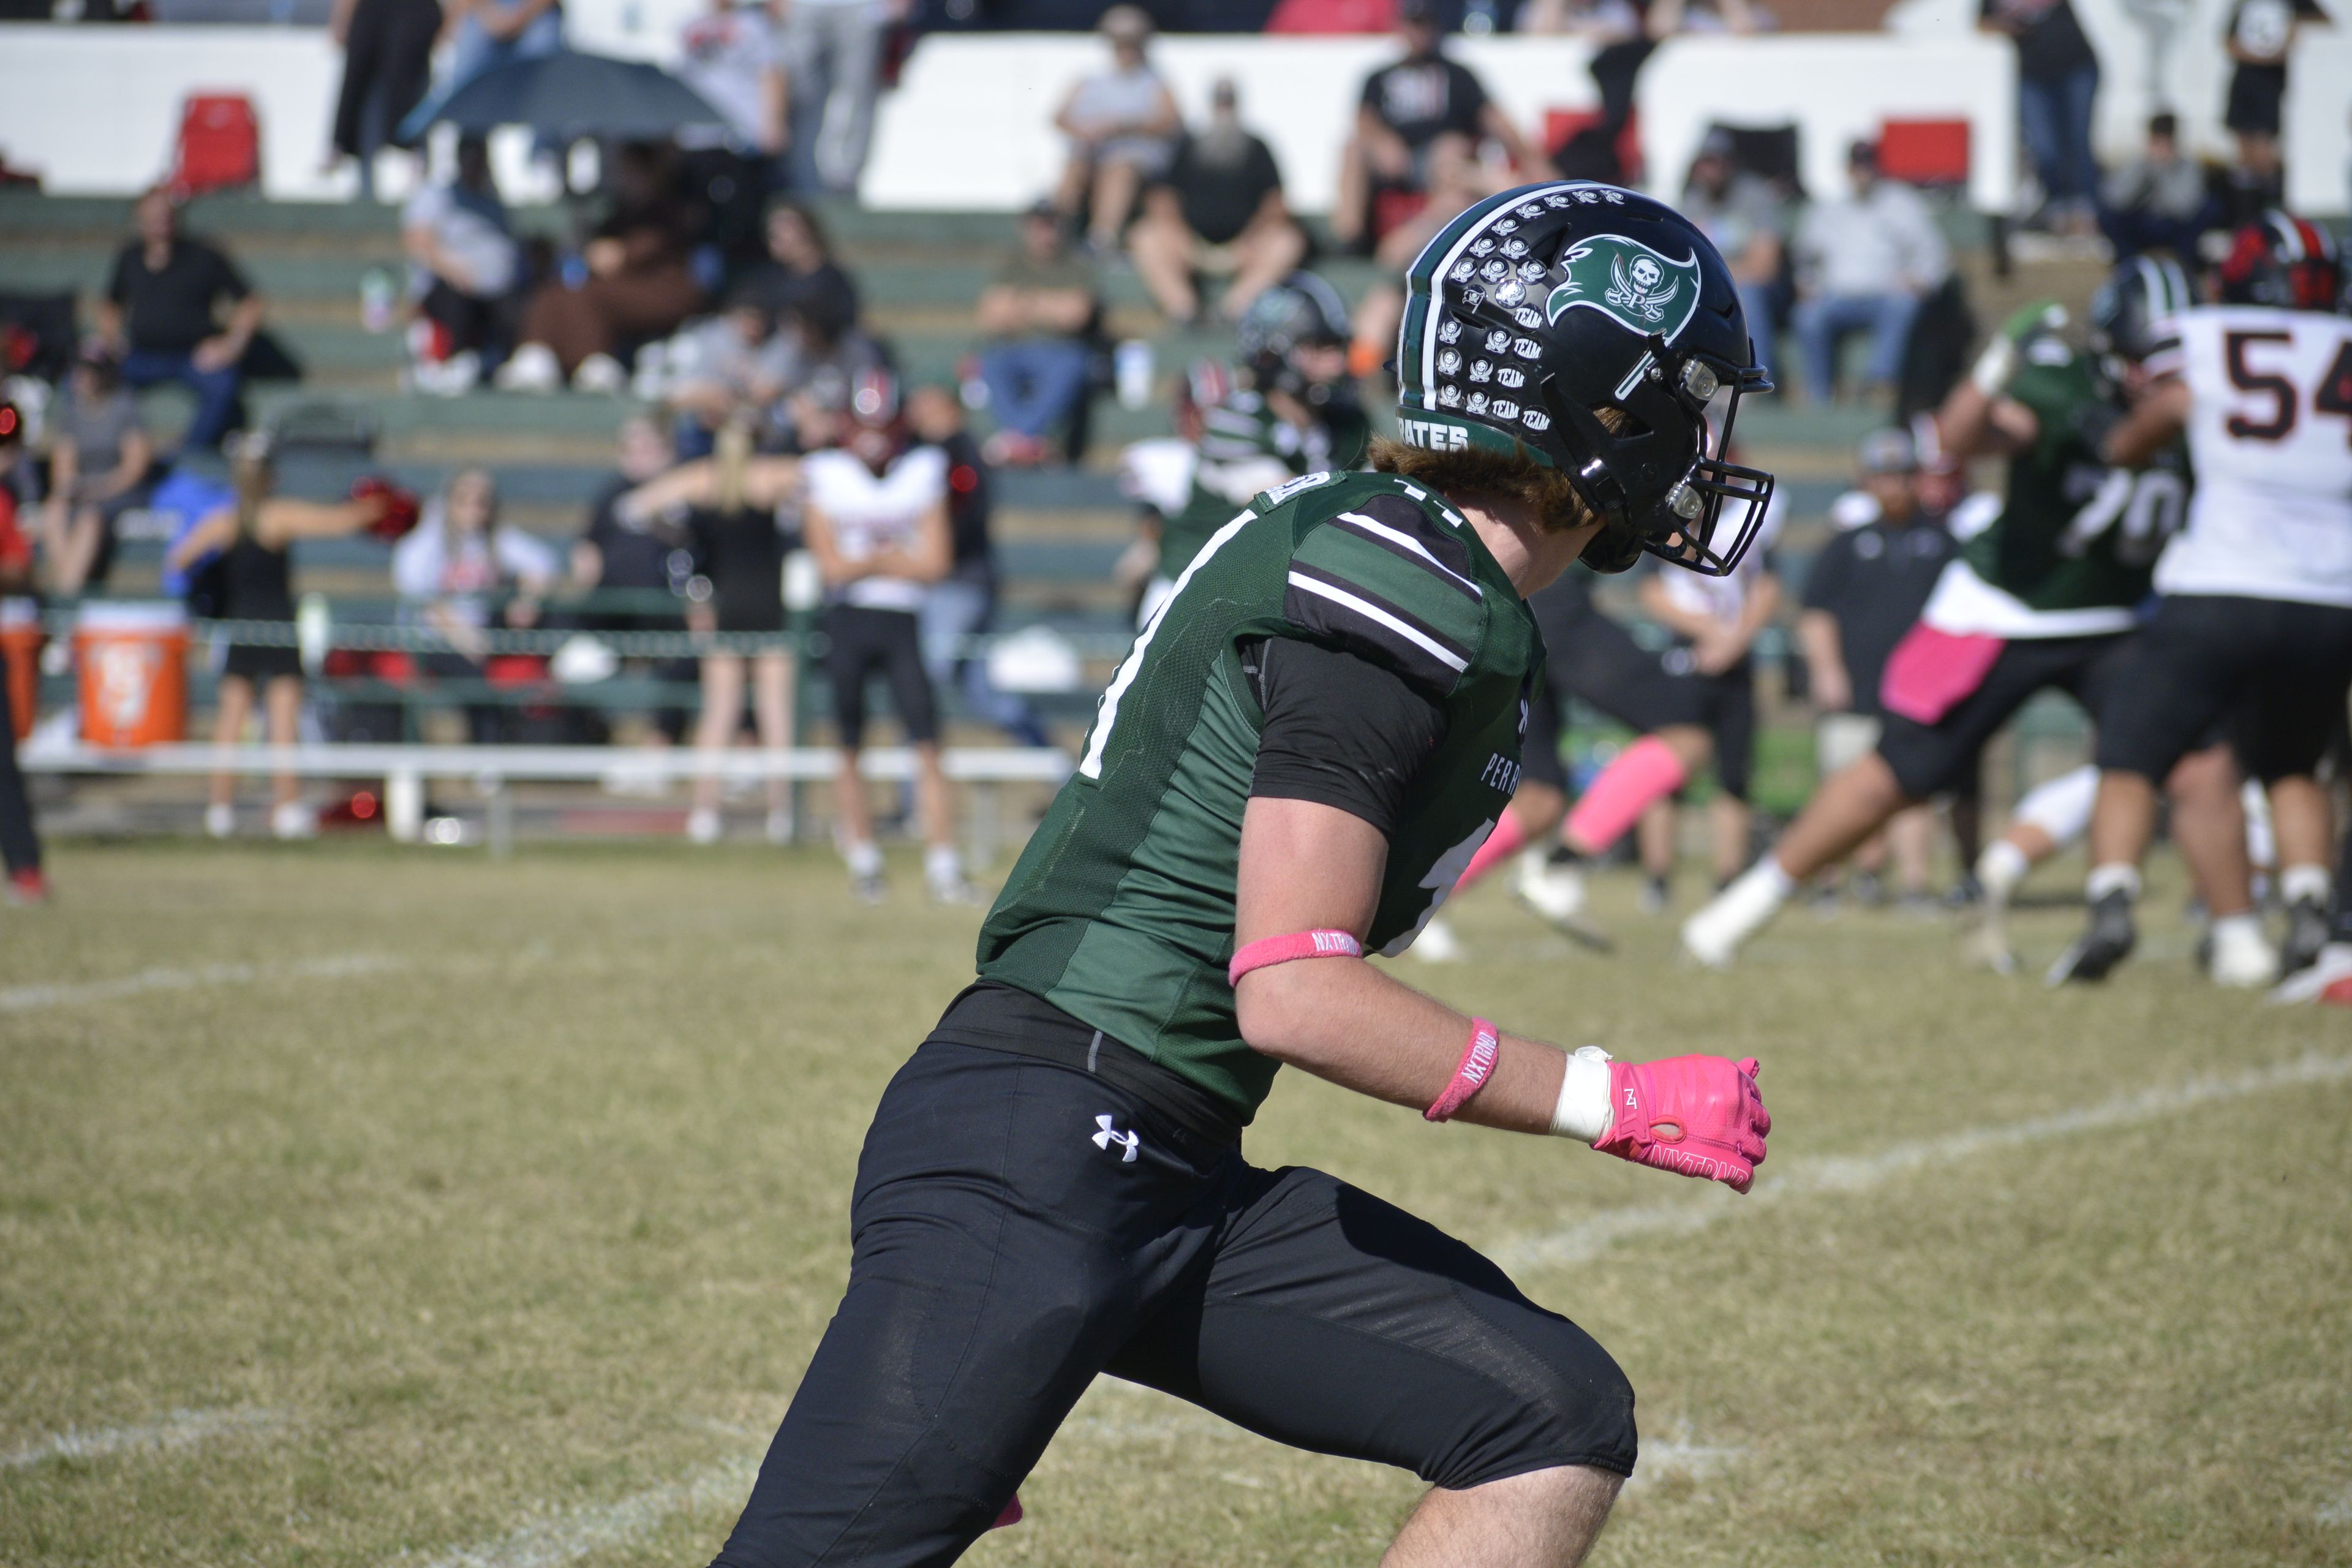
20;738;1071;858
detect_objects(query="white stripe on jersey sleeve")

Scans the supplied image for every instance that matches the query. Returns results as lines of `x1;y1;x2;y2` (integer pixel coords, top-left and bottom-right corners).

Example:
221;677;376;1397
1285;571;1471;674
1332;510;1484;598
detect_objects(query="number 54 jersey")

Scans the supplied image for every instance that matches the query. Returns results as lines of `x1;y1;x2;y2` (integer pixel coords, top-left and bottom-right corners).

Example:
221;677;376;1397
2149;304;2352;608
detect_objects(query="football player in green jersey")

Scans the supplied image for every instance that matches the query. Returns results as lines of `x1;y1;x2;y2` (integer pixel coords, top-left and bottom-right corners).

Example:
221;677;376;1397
1143;273;1372;615
1683;261;2252;973
703;186;1776;1568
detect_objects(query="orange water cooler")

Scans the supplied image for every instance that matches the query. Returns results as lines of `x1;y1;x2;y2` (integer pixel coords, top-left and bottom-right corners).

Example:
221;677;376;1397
75;602;190;747
0;598;37;741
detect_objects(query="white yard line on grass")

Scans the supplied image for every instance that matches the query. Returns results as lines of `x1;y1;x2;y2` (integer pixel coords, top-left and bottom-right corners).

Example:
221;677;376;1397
2319;1485;2352;1526
0;954;404;1014
2;1406;282;1468
406;1455;759;1568
1496;1051;2352;1272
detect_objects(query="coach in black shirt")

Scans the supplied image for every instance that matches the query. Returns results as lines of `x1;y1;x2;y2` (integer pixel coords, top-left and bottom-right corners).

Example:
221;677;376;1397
1799;427;1956;899
98;188;264;450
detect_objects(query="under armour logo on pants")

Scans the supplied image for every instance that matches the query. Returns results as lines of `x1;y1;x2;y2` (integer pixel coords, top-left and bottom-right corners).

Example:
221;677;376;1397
1092;1114;1140;1163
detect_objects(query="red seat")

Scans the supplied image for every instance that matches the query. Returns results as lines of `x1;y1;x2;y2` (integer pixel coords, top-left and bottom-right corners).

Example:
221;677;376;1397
172;94;260;198
1265;0;1396;31
1544;107;1643;186
1876;118;1970;187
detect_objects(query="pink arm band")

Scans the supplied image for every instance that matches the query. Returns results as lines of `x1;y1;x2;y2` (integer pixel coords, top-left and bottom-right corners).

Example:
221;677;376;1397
1227;929;1364;987
1425;1018;1501;1122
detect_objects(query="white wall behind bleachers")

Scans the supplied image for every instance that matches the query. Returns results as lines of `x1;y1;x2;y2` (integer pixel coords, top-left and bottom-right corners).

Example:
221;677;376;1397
0;18;2340;212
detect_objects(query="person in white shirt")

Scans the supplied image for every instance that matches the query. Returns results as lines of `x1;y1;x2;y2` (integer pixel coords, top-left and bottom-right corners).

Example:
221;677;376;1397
401;135;520;393
1790;141;1950;407
801;373;971;903
1631;485;1785;900
392;467;561;742
676;0;788;164
2055;213;2352;989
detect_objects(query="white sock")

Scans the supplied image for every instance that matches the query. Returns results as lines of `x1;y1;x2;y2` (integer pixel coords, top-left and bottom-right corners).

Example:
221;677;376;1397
925;845;963;886
2015;764;2099;848
2086;862;2141;903
1755;856;1798;901
2211;911;2265;943
1978;839;2030;901
845;840;883;879
2280;864;2333;909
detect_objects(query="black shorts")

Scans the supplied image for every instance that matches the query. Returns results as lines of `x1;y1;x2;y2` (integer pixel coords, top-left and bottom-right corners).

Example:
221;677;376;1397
710;990;1638;1568
823;603;938;747
222;642;303;684
1523;595;1703;791
1875;632;2135;801
1660;650;1757;802
2095;594;2352;786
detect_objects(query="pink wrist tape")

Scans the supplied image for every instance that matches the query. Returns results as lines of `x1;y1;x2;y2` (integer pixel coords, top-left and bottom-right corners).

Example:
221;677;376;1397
1425;1018;1501;1122
1228;928;1363;986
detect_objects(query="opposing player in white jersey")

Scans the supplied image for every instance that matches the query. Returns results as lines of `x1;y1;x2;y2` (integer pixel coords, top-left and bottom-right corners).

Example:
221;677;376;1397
801;370;976;905
2052;213;2352;985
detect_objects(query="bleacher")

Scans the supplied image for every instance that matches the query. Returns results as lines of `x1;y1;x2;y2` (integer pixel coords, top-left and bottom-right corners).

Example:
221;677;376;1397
0;187;2119;834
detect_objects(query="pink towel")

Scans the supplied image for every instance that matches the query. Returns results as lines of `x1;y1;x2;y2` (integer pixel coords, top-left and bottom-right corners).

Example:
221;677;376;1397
1880;624;2006;726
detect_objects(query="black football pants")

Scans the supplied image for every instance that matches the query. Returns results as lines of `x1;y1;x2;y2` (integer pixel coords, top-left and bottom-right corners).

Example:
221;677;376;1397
0;673;40;877
709;1041;1637;1568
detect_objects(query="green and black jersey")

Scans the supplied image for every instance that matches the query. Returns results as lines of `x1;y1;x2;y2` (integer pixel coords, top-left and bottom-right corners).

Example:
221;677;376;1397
1928;333;2192;639
979;470;1538;1122
1156;392;1373;582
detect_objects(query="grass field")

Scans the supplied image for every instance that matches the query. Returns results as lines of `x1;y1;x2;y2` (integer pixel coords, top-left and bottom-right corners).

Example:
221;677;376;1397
4;839;2350;1568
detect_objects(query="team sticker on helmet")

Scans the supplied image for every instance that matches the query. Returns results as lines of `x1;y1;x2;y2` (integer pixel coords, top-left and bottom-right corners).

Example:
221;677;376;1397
1545;233;1703;342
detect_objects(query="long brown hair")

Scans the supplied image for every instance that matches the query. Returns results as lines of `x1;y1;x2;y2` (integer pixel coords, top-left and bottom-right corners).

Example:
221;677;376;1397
712;414;755;513
1366;437;1602;535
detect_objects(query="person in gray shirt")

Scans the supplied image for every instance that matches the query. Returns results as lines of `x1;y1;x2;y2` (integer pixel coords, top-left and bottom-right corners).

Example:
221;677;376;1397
1679;129;1788;379
1790;140;1950;407
39;343;154;595
2097;111;2217;262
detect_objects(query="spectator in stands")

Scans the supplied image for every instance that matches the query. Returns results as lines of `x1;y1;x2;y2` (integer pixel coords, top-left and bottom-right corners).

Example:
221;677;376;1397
1679;129;1787;380
975;201;1101;469
326;0;442;198
610;413;803;843
99;189;263;451
906;383;1049;749
781;0;894;195
1790;140;1948;408
168;437;413;842
661;285;794;454
772;301;890;451
39;343;154;595
1129;78;1308;329
402;134;520;396
677;0;789;176
1053;6;1183;258
393;467;562;741
1646;0;1771;32
751;201;861;345
1333;0;1551;255
499;142;705;393
399;0;564;142
1517;0;1643;39
2222;0;2318;211
1981;0;2102;236
2098;112;2215;262
0;403;45;905
573;413;691;624
1798;428;1955;906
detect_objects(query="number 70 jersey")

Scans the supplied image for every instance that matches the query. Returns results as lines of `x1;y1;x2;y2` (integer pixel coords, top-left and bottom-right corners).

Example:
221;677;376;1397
2149;304;2352;608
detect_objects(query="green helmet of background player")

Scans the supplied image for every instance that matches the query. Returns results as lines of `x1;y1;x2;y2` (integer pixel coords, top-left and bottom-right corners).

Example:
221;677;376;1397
1394;182;1774;578
1235;271;1354;405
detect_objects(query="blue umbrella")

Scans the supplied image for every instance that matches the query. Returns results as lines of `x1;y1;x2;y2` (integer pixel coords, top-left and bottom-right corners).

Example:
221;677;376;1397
401;49;728;145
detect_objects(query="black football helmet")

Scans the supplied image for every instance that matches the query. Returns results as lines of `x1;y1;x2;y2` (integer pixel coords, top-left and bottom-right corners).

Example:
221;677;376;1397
2089;254;2196;378
1237;272;1351;394
2216;210;2345;313
1394;182;1774;576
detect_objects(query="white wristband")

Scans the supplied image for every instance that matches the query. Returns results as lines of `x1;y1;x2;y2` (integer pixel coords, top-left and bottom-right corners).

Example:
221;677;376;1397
1549;1046;1615;1144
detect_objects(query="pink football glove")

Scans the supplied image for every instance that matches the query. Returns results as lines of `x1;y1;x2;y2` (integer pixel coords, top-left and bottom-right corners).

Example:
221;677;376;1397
1594;1055;1770;1194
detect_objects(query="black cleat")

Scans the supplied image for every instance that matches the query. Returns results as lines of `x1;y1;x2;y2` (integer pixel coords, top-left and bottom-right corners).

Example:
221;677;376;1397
2281;896;2332;977
2046;890;2137;986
